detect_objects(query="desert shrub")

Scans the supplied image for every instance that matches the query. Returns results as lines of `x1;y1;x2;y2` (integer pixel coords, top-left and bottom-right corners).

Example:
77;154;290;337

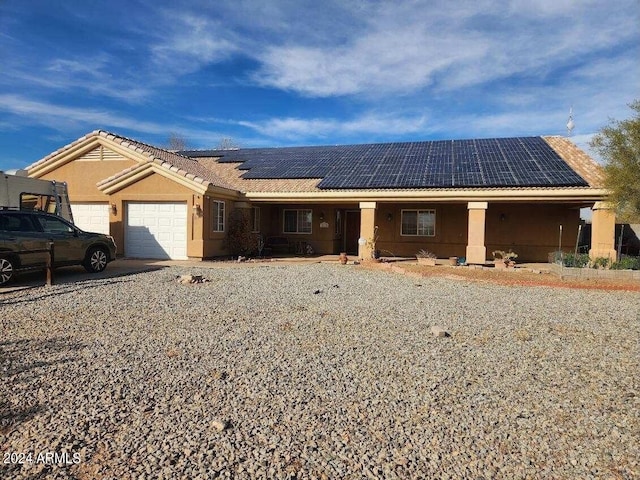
590;257;610;269
562;253;590;267
226;209;257;256
611;255;640;270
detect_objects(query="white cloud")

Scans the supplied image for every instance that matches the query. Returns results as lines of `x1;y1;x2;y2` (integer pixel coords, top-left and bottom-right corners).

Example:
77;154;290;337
0;94;168;133
149;12;239;76
250;0;638;97
238;112;428;140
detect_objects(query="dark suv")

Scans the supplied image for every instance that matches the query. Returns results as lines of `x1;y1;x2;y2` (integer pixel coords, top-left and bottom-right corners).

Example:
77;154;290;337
0;210;117;285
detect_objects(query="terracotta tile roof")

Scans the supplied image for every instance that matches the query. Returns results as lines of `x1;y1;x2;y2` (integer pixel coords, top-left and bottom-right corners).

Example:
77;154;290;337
195;158;322;193
28;130;237;191
542;136;605;188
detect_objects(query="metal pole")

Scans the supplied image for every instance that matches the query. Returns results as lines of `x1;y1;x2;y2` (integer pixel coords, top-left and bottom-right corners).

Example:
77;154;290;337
46;241;54;286
574;224;582;258
558;224;563;261
617;224;624;261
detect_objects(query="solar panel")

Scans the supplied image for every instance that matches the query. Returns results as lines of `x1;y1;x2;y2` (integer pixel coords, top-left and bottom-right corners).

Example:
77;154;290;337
184;137;589;189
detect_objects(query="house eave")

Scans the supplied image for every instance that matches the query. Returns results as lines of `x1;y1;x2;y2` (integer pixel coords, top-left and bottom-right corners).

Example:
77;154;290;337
243;187;608;204
98;162;211;195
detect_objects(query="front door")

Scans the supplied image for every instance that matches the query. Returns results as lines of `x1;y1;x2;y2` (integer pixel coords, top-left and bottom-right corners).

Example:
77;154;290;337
345;211;361;255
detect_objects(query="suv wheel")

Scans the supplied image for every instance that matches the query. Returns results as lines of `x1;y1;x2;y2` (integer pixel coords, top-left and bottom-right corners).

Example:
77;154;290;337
0;257;15;285
84;247;108;273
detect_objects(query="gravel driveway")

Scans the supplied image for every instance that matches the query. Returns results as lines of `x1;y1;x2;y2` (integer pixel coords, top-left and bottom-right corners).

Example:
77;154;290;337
1;264;638;479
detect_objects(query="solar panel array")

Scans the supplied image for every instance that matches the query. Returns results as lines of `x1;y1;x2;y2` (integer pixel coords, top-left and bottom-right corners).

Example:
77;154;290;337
182;137;588;189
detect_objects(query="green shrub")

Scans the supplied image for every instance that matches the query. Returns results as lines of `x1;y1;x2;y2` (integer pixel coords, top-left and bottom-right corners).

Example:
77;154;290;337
611;255;640;270
562;253;590;267
590;257;610;269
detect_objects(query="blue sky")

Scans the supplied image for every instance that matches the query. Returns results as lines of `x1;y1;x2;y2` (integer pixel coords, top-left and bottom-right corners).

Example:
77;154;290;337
0;0;638;171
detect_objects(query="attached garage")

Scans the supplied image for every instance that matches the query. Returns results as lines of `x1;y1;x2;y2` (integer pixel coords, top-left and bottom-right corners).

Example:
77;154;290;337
70;203;110;234
125;202;188;259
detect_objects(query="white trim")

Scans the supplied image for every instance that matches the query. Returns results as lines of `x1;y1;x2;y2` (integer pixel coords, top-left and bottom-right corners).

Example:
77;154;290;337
467;201;488;210
245;188;607;203
212;200;225;232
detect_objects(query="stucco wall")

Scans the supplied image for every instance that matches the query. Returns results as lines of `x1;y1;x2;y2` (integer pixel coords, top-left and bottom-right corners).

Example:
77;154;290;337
485;203;581;262
36;146;134;201
374;203;468;258
108;173;204;258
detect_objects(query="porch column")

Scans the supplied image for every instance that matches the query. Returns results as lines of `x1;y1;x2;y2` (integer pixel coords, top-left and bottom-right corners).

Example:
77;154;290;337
358;201;377;259
466;202;488;264
589;202;616;261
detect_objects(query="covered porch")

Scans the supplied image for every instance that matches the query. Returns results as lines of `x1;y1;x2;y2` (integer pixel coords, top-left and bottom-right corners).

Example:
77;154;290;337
247;199;616;263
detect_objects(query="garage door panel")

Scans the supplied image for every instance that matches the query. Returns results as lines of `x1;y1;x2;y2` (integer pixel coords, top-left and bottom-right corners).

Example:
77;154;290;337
70;203;110;235
125;202;187;260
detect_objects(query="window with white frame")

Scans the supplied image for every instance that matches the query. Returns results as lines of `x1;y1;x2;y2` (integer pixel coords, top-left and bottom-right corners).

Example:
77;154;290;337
212;200;225;232
401;209;435;236
251;207;260;233
283;209;312;234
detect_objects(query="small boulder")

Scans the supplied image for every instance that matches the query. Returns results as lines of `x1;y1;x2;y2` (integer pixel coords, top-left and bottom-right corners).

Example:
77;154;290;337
211;418;229;431
431;325;450;338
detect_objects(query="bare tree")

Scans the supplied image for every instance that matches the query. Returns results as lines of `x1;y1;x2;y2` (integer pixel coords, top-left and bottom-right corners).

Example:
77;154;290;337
166;132;189;151
217;137;240;150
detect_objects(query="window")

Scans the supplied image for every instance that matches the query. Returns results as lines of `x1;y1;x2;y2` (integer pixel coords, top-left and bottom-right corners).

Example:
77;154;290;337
212;201;225;232
251;207;260;233
37;215;75;234
401;209;435;236
20;193;57;214
283;209;312;234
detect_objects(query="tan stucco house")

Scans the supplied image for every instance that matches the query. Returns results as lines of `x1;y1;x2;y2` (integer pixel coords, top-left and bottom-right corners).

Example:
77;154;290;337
25;130;616;263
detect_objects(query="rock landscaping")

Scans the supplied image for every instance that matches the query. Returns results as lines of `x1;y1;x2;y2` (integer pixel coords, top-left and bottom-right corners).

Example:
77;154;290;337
1;264;638;479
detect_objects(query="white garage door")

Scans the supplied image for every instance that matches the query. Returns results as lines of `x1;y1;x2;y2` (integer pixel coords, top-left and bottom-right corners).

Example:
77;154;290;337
125;202;187;260
70;203;110;234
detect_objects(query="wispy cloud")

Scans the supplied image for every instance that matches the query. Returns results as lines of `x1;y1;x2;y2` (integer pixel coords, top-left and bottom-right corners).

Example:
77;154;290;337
252;0;638;97
149;12;240;76
238;112;428;140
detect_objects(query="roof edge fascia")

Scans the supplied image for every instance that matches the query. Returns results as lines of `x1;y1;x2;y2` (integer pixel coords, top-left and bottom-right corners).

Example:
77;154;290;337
243;187;609;203
99;162;210;195
28;135;155;178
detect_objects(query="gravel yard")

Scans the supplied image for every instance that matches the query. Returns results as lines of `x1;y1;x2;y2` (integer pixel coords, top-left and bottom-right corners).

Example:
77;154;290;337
1;263;639;479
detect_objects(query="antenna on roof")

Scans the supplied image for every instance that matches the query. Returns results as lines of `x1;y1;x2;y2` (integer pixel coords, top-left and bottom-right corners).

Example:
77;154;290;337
566;106;575;137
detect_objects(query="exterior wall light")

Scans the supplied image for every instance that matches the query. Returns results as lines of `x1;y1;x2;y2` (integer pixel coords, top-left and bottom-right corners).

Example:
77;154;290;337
110;203;117;215
193;204;202;217
387;212;393;221
319;211;325;221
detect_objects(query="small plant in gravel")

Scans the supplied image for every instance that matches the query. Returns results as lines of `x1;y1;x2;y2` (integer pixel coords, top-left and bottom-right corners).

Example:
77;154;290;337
492;250;518;267
514;328;533;342
166;348;181;358
416;249;437;259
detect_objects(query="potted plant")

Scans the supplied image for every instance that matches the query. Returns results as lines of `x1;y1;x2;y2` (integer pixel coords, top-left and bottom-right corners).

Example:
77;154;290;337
492;250;518;268
416;249;437;266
